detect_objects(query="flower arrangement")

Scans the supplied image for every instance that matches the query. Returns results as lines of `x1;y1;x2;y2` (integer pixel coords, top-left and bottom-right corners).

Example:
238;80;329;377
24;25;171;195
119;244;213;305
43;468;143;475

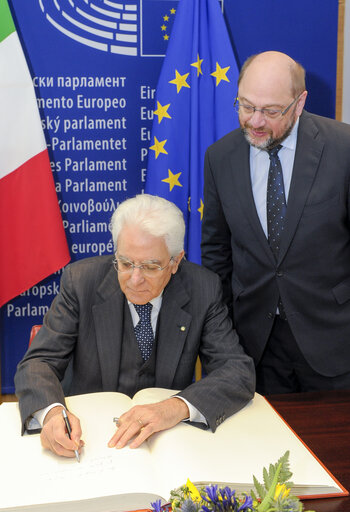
151;451;314;512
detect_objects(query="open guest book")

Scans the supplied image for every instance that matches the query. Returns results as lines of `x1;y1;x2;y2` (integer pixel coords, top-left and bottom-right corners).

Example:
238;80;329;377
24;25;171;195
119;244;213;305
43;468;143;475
0;388;347;511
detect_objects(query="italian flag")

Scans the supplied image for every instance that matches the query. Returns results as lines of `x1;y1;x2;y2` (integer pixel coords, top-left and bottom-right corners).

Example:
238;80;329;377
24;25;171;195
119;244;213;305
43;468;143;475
0;0;70;307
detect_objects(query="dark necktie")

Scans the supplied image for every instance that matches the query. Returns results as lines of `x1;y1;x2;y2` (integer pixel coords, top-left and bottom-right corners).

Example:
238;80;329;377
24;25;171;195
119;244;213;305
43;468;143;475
266;145;286;258
133;303;154;361
266;145;287;319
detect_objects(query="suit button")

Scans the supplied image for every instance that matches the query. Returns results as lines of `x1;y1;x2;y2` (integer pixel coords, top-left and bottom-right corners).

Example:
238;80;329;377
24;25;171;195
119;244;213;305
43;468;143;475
268;312;274;319
276;270;283;277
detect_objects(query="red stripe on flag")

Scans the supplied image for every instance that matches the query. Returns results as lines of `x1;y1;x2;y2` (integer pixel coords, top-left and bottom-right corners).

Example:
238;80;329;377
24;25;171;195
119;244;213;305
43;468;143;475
0;150;70;306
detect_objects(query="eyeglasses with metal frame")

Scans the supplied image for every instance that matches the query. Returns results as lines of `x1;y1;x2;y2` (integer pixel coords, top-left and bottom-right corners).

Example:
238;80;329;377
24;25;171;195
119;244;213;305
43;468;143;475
234;93;302;120
113;256;174;278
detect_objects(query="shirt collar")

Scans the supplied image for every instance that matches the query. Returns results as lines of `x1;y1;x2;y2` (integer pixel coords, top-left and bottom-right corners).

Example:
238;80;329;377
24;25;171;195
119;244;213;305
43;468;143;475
282;117;299;151
251;117;299;158
128;292;163;312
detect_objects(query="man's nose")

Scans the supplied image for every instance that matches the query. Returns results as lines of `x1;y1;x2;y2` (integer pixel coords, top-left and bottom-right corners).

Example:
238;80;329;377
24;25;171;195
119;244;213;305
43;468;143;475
129;267;144;284
249;109;266;127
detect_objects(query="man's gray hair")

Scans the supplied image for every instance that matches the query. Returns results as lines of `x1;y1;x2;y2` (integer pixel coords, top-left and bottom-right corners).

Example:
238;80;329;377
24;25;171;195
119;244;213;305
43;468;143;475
110;194;185;256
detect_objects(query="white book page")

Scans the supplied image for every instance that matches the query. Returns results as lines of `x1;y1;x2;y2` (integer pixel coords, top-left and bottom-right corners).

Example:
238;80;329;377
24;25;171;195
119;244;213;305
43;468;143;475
0;394;161;509
0;391;342;511
146;393;342;493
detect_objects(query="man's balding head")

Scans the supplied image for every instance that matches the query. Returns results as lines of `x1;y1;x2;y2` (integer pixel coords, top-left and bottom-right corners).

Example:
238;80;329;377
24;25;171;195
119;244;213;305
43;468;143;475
238;51;306;99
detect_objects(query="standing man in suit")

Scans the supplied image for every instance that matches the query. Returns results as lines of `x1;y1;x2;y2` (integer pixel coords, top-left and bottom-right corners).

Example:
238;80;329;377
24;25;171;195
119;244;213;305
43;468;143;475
202;50;350;395
15;194;254;459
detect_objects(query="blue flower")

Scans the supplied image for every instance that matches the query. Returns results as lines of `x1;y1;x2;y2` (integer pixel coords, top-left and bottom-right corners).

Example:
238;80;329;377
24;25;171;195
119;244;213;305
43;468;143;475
204;485;219;503
237;495;253;511
201;485;245;512
151;499;162;512
219;486;237;508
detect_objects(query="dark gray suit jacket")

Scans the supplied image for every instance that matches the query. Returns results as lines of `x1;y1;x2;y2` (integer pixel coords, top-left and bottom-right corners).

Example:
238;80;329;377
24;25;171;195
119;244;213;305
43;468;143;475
15;256;255;432
202;110;350;377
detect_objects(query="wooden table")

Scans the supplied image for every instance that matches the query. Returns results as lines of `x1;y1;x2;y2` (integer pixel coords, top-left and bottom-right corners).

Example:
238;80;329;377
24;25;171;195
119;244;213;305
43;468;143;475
267;390;350;512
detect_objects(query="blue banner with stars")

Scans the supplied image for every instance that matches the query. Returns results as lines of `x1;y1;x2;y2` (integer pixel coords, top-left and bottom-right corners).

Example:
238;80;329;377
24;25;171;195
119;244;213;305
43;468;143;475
145;0;239;263
141;0;177;56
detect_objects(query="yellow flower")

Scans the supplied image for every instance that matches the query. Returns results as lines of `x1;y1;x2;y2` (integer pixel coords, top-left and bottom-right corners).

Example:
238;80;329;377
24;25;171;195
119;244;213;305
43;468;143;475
274;483;291;500
185;479;202;502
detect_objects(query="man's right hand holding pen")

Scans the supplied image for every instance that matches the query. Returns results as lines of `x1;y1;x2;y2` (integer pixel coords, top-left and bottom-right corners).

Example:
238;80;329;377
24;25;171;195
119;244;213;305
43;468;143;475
40;406;84;459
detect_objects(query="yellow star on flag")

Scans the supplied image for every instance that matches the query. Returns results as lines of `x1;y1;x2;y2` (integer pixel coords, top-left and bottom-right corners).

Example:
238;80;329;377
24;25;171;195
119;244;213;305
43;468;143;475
170;8;176;14
161;24;166;31
154;101;171;124
164;34;169;41
197;199;204;220
149;137;168;159
162;169;183;191
211;62;230;86
163;14;169;21
169;69;190;93
191;54;203;77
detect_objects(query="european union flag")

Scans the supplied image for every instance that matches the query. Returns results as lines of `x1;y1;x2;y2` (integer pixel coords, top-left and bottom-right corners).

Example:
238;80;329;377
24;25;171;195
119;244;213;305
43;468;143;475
141;0;178;56
145;0;239;263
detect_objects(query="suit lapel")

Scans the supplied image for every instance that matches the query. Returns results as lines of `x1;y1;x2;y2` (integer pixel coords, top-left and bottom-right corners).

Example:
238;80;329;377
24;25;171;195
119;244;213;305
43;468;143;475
231;137;276;265
155;271;192;387
278;112;325;263
92;265;125;391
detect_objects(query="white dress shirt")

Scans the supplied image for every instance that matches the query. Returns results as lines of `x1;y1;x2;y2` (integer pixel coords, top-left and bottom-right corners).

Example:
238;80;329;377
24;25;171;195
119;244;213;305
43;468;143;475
250;118;299;236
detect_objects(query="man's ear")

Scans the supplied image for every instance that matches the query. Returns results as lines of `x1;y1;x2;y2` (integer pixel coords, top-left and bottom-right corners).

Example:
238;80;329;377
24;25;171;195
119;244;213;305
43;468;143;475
296;90;308;116
171;250;185;274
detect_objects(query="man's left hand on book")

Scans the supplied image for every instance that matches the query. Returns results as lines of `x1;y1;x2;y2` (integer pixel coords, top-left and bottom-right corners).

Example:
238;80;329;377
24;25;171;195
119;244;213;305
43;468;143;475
108;397;189;449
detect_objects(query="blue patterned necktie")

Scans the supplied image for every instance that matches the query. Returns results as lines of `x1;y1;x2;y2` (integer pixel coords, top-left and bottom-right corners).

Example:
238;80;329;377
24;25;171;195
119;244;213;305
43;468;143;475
266;145;287;319
133;303;154;361
266;145;286;258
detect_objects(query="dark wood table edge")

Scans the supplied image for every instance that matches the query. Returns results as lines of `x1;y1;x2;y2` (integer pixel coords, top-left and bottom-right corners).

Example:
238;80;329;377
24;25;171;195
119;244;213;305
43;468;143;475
266;390;350;512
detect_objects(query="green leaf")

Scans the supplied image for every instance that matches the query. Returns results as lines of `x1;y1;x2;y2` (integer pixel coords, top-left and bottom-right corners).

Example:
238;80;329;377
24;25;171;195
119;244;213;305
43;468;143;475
277;451;293;484
253;475;267;500
250;489;258;502
257;462;282;512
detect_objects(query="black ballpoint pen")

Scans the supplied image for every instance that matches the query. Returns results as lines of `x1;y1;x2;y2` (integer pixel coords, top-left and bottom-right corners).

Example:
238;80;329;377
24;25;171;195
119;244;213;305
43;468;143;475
62;408;80;462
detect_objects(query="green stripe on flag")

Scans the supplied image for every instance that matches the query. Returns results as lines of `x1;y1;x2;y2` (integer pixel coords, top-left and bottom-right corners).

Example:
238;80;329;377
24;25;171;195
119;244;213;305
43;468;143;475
0;0;16;43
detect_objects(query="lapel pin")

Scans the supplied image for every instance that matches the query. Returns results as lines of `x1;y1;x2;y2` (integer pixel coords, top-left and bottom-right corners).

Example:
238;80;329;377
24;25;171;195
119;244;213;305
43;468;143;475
180;326;186;331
